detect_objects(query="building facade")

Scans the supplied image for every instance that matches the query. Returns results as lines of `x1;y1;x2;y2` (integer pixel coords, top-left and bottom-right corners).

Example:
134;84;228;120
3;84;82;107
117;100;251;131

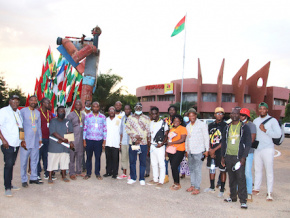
136;59;290;120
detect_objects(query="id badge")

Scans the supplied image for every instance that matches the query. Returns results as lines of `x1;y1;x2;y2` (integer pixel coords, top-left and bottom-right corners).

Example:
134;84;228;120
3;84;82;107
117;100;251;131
80;122;83;128
32;123;36;129
231;139;235;144
47;123;49;128
95;123;98;128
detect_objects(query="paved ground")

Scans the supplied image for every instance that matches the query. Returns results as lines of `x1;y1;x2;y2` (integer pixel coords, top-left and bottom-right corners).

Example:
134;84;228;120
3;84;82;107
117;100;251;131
1;139;290;218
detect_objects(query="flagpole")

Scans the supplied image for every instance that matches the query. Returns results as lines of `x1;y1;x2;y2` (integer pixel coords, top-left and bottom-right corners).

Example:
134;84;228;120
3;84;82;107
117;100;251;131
179;13;187;115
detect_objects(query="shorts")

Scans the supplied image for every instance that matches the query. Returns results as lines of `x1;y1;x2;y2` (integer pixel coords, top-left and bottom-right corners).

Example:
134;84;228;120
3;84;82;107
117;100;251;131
206;150;226;171
47;152;70;171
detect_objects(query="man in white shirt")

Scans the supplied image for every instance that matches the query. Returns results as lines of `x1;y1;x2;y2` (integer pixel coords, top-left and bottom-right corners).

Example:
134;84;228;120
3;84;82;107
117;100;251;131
115;101;125;119
0;95;22;197
147;107;168;189
103;106;121;179
253;102;281;201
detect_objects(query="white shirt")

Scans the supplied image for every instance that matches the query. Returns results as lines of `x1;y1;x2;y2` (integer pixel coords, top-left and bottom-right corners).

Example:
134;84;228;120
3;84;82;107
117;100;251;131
0;105;23;147
106;117;121;148
150;119;169;144
115;111;125;120
185;119;210;154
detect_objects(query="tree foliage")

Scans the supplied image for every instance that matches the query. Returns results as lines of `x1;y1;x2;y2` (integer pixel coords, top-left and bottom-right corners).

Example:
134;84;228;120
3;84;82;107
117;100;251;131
4;88;27;106
170;101;197;115
283;103;290;123
0;76;8;108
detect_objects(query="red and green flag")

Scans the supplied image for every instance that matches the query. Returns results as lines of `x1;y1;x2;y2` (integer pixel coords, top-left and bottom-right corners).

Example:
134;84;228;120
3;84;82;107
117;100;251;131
171;16;186;37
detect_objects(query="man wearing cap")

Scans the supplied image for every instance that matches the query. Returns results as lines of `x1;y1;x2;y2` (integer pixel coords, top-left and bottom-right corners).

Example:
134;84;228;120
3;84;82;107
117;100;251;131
125;102;150;185
204;107;227;198
0;95;22;196
20;95;43;187
253;102;281;201
221;108;251;209
240;108;256;202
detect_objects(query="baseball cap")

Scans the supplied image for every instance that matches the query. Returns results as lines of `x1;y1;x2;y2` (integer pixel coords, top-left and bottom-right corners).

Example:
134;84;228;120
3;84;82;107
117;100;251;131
259;102;268;109
9;94;20;100
215;107;224;113
135;102;142;107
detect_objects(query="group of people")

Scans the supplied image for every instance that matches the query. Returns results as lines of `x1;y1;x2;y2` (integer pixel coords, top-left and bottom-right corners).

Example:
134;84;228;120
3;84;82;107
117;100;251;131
0;95;282;210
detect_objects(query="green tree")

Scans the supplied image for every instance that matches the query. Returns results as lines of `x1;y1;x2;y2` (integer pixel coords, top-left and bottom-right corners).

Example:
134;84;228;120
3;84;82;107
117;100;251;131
92;72;123;112
283;103;290;123
0;76;8;108
250;110;258;121
170;101;197;115
4;88;27;106
119;94;138;111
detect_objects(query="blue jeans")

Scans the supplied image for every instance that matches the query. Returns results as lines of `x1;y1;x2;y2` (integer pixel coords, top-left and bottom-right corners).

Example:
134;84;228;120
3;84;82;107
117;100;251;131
38;138;49;177
245;153;254;194
129;144;147;181
86;139;103;176
188;153;203;190
165;159;169;175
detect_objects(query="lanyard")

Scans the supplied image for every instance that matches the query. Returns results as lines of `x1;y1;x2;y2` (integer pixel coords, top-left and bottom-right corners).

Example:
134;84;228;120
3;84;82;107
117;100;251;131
13;111;21;127
40;108;49;123
190;123;194;134
230;122;240;137
93;113;99;123
74;110;82;123
29;107;36;124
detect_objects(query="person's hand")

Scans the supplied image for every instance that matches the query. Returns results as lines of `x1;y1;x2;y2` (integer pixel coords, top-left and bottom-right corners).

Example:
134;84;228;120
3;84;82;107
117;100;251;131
208;148;215;157
39;141;42;146
83;140;86;148
259;124;266;133
210;153;216;159
2;139;9;149
156;143;163;148
240;157;246;166
135;135;142;140
119;143;122;151
167;142;172;146
102;142;105;149
70;142;75;150
135;139;141;145
185;152;188;158
21;141;27;150
63;138;69;144
221;157;225;167
203;151;209;157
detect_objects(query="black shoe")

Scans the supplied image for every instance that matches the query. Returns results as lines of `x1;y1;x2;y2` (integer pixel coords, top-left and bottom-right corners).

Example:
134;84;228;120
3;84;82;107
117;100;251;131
112;175;117;179
22;182;28;188
103;173;111;177
29;180;43;185
144;174;150;178
224;197;237;202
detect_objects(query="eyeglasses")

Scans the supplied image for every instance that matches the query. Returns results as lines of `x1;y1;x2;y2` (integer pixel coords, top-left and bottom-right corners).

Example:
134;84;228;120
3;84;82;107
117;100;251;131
240;114;246;117
216;113;224;115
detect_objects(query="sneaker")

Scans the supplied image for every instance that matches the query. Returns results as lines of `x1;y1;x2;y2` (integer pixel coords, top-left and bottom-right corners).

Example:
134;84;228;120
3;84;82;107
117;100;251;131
117;174;127;180
127;179;136;185
217;192;224;198
37;176;42;181
52;175;57;181
252;189;259;195
147;180;158;185
44;175;49;180
241;203;248;209
247;194;253;202
5;189;12;197
224;197;237;202
164;175;169;184
204;187;216;193
156;183;163;189
22;182;28;188
140;180;146;186
11;186;20;191
266;192;273;201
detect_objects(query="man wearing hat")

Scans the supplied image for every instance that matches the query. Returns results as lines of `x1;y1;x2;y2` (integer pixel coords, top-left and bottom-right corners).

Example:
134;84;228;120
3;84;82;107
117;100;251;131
253;102;281;201
204;107;227;198
125;102;150;185
240;108;256;202
0;95;22;196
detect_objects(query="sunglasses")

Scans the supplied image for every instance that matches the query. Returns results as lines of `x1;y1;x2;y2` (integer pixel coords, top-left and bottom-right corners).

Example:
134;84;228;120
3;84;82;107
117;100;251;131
240;114;247;117
216;112;224;115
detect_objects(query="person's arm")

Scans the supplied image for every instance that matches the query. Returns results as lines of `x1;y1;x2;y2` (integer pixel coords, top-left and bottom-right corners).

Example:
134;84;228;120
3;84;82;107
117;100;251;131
259;118;281;138
20;109;27;150
168;135;187;146
203;123;210;152
0;130;9;149
251;133;256;143
102;116;107;149
83;115;88;147
221;127;227;167
241;125;251;160
37;112;42;146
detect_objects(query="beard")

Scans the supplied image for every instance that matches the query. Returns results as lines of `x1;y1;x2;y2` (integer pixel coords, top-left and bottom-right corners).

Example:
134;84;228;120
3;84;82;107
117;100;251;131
116;109;121;112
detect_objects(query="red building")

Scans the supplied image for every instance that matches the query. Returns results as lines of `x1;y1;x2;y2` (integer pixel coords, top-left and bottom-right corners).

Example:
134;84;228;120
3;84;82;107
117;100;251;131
136;59;290;120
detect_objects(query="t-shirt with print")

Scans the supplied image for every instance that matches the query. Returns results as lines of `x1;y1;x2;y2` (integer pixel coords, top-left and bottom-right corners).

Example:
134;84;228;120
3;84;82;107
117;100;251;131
208;121;227;150
168;125;187;151
226;122;241;156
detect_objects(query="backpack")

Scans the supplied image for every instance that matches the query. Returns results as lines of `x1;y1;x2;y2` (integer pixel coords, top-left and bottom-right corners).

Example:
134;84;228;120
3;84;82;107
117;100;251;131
153;121;166;144
262;117;284;145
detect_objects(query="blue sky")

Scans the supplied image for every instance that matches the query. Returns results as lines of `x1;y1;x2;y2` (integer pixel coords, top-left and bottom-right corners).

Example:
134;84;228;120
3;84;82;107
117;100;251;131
0;0;289;95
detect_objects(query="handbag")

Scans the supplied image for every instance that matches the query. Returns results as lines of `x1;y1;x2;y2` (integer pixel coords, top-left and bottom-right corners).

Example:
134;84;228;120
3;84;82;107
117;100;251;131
153;121;166;143
251;140;259;149
166;146;177;154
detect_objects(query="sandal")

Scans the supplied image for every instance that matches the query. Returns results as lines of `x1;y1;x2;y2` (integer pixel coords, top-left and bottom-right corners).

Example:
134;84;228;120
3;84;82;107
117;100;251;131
48;179;53;184
170;184;181;191
96;175;103;180
62;177;70;182
186;186;195;192
191;189;200;195
83;175;91;180
70;175;77;180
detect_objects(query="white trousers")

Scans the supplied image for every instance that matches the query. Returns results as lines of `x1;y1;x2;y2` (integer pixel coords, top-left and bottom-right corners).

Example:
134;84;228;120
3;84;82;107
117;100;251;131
254;147;275;193
150;145;165;184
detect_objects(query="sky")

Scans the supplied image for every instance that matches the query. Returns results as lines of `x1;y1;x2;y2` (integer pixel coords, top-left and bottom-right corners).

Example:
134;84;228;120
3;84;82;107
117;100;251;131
0;0;290;96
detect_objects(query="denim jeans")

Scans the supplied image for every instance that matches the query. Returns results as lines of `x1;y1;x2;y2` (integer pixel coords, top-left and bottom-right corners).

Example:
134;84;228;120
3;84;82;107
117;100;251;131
188;152;203;190
245;152;254;194
38;138;49;177
129;144;147;181
1;146;19;190
86;139;103;176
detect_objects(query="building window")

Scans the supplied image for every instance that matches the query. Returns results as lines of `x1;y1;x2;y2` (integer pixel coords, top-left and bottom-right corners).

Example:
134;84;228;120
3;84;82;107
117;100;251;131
274;98;287;106
202;93;217;102
244;95;251;103
157;95;175;101
222;93;235;102
183;93;197;102
142;96;155;102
